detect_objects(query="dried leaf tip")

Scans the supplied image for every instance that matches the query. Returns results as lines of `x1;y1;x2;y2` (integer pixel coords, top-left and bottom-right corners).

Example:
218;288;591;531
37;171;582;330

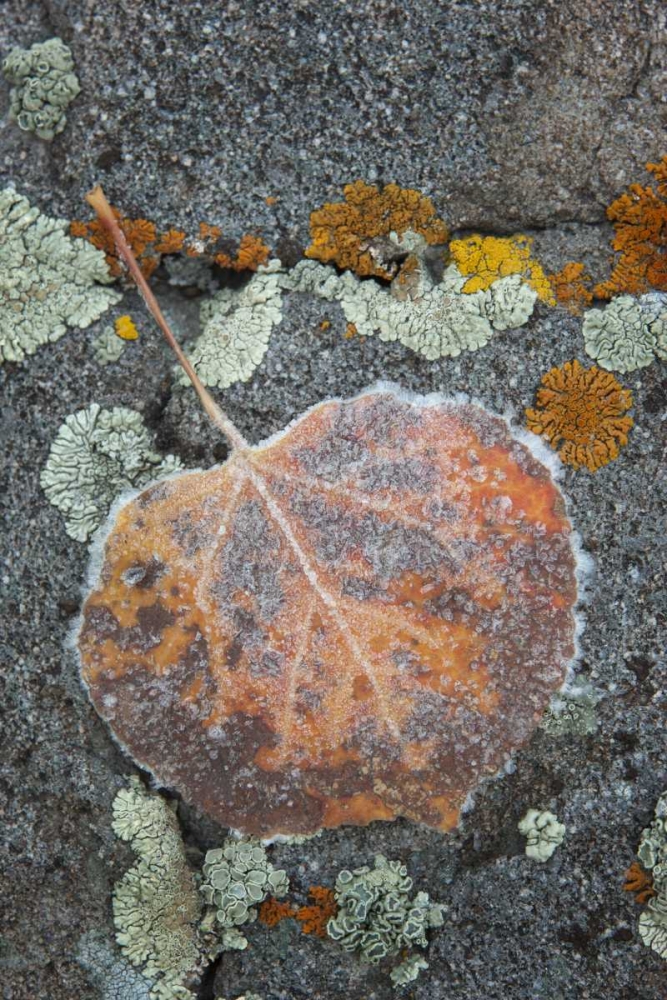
84;185;248;454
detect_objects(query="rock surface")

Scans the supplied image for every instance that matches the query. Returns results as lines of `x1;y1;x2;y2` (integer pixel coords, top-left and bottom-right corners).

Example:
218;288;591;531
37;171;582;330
1;2;665;999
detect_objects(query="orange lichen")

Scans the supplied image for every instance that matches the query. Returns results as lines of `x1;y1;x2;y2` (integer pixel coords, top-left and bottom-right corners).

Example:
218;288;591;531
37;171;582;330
318;319;331;332
595;156;667;299
258;897;297;928
154;228;186;254
344;322;358;339
214;234;271;272
295;886;338;938
265;196;278;207
306;180;449;279
450;234;555;303
548;262;594;315
525;359;634;472
623;861;656;905
70;211;176;279
114;315;139;341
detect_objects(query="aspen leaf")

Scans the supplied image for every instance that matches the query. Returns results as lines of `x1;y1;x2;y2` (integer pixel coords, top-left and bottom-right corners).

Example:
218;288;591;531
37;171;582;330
77;188;581;839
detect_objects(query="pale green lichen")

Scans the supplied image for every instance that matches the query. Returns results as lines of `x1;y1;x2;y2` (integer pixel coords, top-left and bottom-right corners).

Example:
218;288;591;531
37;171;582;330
77;930;152;1000
0;187;120;363
284;240;536;360
390;954;429;987
40;404;182;542
180;260;283;388
2;37;80;140
582;293;667;373
541;686;598;737
327;854;444;976
111;778;210;1000
93;325;128;365
200;840;289;950
518;809;566;862
637;791;667;960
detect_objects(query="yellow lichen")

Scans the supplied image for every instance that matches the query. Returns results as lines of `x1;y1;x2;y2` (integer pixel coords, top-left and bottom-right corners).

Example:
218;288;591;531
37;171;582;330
450;234;555;303
115;315;139;341
305;180;449;279
548;262;594;315
525;359;634;472
595;155;667;298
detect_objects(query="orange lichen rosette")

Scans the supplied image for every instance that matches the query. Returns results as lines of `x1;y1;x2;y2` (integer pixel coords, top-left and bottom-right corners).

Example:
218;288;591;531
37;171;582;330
78;388;580;837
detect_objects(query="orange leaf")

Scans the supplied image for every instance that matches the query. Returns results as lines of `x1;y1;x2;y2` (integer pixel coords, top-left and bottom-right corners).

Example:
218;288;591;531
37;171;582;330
78;388;579;838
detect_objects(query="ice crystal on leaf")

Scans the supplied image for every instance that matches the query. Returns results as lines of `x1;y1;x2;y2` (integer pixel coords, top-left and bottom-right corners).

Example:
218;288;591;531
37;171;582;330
76;186;583;841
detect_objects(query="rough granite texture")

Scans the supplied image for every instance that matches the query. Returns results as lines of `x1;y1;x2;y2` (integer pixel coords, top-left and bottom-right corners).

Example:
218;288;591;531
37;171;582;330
0;2;666;999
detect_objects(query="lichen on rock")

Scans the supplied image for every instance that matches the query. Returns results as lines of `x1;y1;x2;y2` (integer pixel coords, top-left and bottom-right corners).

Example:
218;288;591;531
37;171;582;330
93;325;128;366
41;404;182;542
582;293;667;373
111;778;209;1000
200;840;289;951
518;809;566;862
2;37;80;140
0;187;120;363
286;247;537;361
305;180;449;280
180;260;283;388
635;791;667;960
449;233;554;303
525;359;634;472
327;854;444;975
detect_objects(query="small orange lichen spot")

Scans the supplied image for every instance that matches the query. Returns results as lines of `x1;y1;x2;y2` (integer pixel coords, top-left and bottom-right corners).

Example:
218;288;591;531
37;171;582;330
199;222;223;244
258;897;296;928
154;229;186;254
450;234;555;303
525;359;634;472
623;861;656;905
306;180;449;279
265;196;278;207
344;322;358;339
595;155;667;298
215;234;271;272
71;210;160;279
318;319;331;332
114;315;139;341
548;262;594;315
296;886;338;938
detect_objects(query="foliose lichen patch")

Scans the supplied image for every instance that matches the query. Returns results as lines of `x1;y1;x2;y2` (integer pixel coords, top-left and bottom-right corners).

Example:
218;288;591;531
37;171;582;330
41;404;182;542
0;187;120;363
2;37;80;140
518;808;566;862
582;293;667;373
636;791;667;961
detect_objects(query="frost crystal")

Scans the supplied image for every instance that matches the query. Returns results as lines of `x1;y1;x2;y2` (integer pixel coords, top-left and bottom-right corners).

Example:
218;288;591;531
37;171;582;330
327;855;444;971
111;778;207;1000
518;809;566;862
2;37;80;140
582;294;667;373
200;840;289;950
180;260;283;388
284;249;536;360
0;188;120;363
41;404;182;542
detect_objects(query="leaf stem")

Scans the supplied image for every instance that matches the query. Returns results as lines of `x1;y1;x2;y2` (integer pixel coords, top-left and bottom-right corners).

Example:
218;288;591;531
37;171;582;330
85;185;248;454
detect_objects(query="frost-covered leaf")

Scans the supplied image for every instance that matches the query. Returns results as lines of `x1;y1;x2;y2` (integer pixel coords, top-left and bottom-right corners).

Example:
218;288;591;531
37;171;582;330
78;387;580;838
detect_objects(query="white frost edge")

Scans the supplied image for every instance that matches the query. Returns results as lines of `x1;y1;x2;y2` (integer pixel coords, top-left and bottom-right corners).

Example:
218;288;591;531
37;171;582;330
68;381;595;830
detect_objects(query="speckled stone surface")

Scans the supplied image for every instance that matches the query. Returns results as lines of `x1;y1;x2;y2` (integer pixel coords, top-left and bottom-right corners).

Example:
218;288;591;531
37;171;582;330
1;2;666;999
